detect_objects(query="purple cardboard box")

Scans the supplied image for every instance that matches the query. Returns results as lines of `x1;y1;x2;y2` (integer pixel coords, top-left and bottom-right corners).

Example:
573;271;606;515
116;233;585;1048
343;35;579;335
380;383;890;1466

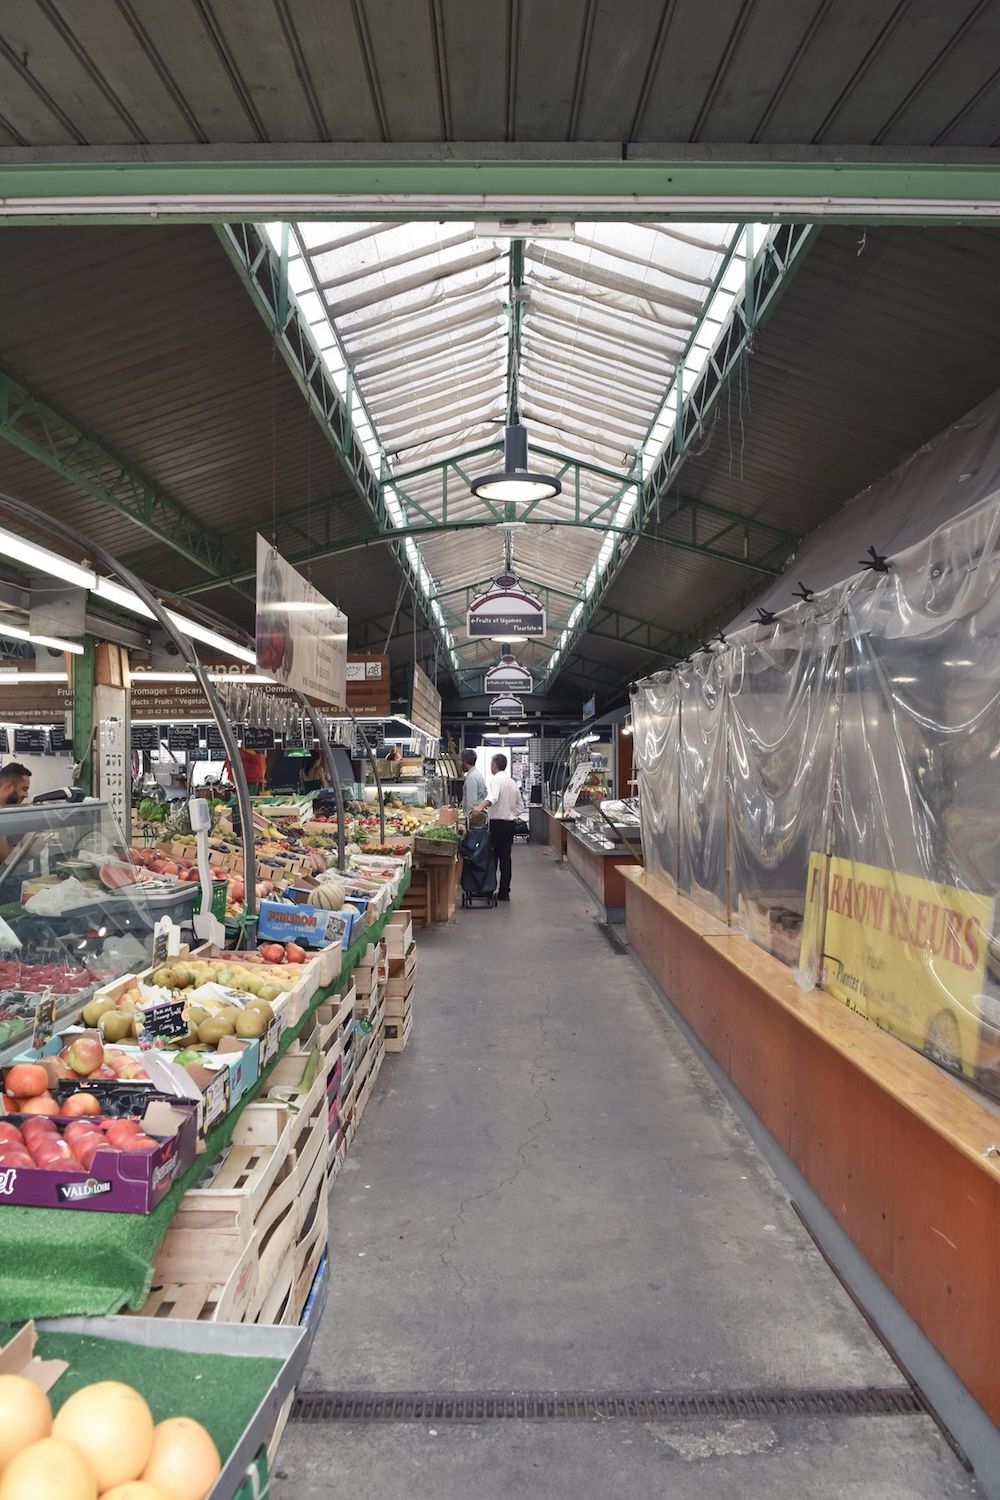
0;1099;198;1213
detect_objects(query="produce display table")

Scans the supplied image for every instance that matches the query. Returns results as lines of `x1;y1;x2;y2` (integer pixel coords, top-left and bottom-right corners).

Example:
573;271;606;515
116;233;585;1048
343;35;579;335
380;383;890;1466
0;872;410;1324
565;824;640;923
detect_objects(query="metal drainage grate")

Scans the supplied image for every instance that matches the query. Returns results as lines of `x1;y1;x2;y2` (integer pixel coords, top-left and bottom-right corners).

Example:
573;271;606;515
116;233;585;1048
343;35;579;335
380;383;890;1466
596;921;629;955
292;1386;922;1424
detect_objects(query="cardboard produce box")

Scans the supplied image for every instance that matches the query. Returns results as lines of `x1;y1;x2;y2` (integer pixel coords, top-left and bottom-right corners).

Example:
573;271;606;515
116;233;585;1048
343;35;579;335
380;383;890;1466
0;1099;198;1213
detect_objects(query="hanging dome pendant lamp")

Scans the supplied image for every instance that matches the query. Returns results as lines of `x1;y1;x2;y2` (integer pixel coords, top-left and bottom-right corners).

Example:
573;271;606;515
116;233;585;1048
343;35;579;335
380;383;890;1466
470;422;561;505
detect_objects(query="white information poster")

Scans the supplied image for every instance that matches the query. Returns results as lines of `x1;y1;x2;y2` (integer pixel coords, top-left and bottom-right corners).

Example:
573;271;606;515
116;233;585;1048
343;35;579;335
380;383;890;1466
256;536;348;708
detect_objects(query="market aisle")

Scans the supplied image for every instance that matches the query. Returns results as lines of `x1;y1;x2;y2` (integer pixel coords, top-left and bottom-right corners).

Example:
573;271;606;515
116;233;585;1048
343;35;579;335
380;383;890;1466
274;844;978;1499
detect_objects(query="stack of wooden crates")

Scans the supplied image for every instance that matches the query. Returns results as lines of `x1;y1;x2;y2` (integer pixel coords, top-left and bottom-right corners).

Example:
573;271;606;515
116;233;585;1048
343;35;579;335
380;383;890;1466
384;910;415;1052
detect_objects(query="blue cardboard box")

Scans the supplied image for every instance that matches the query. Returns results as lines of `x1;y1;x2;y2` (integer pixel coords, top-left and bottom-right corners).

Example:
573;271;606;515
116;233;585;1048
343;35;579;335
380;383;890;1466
257;897;350;949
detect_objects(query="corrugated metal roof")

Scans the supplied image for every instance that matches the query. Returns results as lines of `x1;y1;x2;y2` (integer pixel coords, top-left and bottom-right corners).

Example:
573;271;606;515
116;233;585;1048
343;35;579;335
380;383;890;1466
0;0;998;147
0;223;374;589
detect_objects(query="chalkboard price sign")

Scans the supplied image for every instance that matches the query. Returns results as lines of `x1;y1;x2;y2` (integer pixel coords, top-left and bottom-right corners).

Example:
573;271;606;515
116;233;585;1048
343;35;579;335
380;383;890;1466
49;724;70;753
14;727;47;755
206;725;226;753
131;725;161;751
242;727;274;750
167;725;201;752
0;728;8;754
137;998;189;1044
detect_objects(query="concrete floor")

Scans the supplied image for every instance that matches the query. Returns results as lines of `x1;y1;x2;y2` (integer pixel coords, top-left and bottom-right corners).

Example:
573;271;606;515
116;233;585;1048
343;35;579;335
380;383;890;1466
274;844;981;1499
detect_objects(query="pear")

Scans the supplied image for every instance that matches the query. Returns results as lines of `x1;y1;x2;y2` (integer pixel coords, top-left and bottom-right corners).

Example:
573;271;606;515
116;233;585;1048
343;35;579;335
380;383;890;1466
199;1016;235;1045
235;1009;266;1039
82;996;116;1027
246;997;276;1021
99;1010;133;1043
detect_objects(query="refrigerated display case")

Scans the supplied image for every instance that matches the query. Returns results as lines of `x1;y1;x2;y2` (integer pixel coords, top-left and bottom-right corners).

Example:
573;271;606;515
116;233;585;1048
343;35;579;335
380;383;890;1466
0;797;191;1061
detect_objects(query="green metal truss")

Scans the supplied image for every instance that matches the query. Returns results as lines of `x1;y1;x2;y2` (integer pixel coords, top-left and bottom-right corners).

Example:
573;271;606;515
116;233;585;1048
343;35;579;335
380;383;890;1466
216;221;460;691
539;222;816;693
0;368;249;587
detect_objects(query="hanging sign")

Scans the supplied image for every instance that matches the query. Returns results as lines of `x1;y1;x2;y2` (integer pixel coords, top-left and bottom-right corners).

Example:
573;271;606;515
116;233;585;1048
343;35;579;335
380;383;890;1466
167;726;201;752
48;724;70;753
485;653;534;695
14;727;47;754
467;573;546;639
410;663;442;740
346;655;392;718
131;725;161;752
242;726;275;751
0;729;9;754
205;724;226;753
0;681;73;725
256;536;348;708
489;694;525;719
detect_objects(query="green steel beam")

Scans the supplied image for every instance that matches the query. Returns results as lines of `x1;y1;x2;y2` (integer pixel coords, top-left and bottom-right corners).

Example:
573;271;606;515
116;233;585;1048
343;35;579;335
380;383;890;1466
540;222;815;693
216;221;460;690
507;239;525;425
3;154;1000;224
73;637;95;794
0;369;249;590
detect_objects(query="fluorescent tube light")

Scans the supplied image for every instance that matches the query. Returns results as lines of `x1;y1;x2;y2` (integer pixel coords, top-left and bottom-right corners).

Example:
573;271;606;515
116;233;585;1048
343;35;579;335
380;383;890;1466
0;623;84;655
0;527;95;589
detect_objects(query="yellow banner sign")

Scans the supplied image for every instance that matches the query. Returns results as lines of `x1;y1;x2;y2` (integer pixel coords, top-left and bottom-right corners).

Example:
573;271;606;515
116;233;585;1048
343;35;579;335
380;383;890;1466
801;853;995;1080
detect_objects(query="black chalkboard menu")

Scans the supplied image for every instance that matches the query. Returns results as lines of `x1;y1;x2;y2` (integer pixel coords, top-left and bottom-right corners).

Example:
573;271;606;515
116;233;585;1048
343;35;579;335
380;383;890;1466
205;724;226;753
131;725;161;751
242;727;274;750
0;728;9;755
167;725;201;752
48;725;70;753
14;727;47;755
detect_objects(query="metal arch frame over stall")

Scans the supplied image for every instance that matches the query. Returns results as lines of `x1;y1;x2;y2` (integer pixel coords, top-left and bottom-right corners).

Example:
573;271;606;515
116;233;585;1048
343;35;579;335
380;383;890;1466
0;488;260;926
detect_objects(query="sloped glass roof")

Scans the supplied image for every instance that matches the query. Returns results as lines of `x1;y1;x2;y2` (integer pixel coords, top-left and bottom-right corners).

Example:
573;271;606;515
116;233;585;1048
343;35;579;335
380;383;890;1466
269;218;759;683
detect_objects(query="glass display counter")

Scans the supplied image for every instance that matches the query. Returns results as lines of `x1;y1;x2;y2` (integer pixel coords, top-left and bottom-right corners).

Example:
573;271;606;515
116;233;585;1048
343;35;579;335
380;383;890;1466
0;798;168;1061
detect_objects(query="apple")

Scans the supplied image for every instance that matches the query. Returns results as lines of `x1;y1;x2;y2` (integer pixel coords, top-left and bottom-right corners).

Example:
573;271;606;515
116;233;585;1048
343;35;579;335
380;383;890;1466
76;1138;106;1169
0;1122;23;1144
4;1062;50;1099
64;1034;104;1077
259;943;286;964
19;1093;60;1116
31;1137;75;1163
119;1134;159;1151
105;1119;143;1148
0;1146;32;1167
285;943;307;964
62;1091;102;1117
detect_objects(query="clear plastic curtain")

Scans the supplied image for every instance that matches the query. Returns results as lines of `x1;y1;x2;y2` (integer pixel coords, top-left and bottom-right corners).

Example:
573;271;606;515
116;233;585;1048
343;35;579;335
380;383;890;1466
677;655;728;920
631;491;1000;1101
631;674;679;886
726;604;840;981
831;499;1000;1091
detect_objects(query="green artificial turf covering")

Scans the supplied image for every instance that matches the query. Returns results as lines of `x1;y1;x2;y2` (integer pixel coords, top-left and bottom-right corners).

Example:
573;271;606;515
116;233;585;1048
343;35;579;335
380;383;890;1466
36;1330;283;1463
0;873;409;1322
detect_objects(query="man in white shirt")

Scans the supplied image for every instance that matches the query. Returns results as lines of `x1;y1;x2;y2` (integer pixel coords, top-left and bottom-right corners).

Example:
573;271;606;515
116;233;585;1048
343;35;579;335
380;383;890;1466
474;752;525;902
461;748;488;820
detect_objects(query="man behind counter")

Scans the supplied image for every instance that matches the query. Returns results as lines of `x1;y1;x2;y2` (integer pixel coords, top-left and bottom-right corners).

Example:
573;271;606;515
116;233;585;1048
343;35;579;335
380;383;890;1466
0;762;32;861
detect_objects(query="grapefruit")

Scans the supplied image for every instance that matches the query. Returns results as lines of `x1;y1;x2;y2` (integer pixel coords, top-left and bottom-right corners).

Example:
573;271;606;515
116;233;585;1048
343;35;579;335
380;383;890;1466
52;1382;154;1491
0;1374;52;1468
141;1417;221;1500
0;1437;97;1500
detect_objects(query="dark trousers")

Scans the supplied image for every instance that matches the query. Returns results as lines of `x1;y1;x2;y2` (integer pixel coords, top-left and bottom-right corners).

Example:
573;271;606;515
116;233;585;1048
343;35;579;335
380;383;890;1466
489;819;516;896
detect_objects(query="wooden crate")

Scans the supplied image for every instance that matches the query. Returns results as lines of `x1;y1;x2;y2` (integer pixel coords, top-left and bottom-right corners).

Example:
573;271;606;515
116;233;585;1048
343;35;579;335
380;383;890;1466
384;1011;414;1053
401;869;430;928
385;945;416;996
127;1249;258;1325
386;909;413;957
291;1188;329;1323
384;989;412;1020
286;999;343;1065
154;1119;294;1282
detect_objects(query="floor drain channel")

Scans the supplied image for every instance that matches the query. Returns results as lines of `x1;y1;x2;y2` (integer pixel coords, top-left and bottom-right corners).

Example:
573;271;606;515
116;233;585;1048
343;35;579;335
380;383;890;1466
596;921;629;954
292;1387;922;1423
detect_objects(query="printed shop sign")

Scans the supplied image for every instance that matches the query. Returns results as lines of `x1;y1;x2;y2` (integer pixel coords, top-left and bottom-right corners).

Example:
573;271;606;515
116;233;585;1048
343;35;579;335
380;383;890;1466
346;654;391;718
489;694;524;719
800;853;995;1081
467;573;545;638
485;653;534;695
256;536;348;708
